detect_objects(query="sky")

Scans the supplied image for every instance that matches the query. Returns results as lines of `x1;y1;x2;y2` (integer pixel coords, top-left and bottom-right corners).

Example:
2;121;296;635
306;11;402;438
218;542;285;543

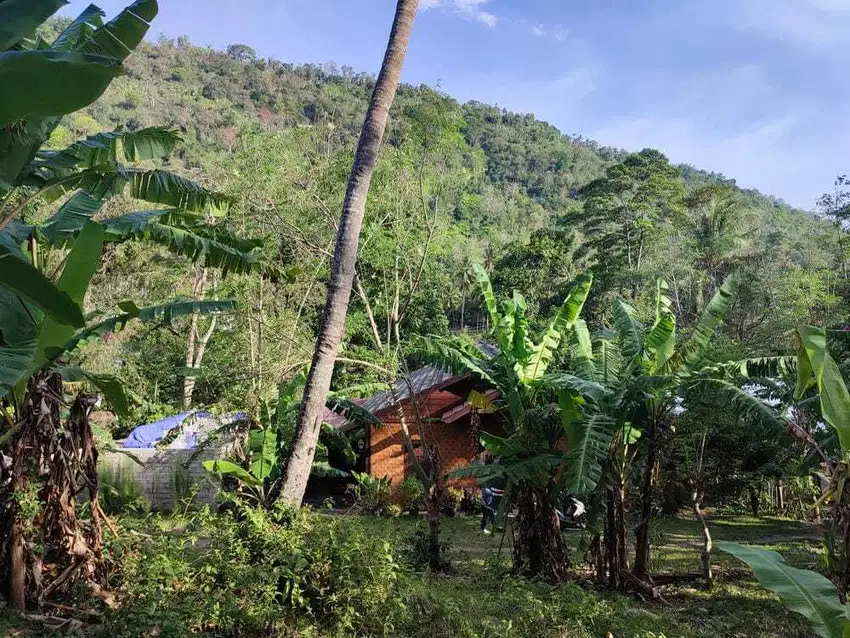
65;0;850;210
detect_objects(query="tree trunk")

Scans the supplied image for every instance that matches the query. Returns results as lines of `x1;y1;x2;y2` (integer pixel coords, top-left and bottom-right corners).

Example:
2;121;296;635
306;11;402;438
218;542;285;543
599;476;627;590
633;437;658;581
692;488;713;587
280;0;419;506
2;374;104;610
425;444;444;571
354;270;384;350
183;268;216;409
748;484;760;517
8;435;26;610
513;486;570;582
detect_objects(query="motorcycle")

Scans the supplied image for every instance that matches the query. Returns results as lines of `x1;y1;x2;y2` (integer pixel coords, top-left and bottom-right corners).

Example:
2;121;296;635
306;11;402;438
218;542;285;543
556;495;587;530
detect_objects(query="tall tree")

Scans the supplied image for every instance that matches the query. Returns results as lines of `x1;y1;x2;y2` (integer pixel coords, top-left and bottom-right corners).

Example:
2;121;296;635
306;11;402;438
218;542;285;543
281;0;419;505
573;148;684;301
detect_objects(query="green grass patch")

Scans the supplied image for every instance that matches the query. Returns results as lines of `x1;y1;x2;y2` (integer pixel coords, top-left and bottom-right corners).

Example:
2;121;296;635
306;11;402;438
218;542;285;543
0;511;822;637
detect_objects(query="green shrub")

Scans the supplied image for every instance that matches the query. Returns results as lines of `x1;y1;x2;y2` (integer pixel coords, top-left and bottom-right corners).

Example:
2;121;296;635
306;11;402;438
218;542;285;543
99;463;150;515
442;486;463;515
100;503;402;637
386;504;402;517
400;475;425;511
351;471;392;515
402;522;452;571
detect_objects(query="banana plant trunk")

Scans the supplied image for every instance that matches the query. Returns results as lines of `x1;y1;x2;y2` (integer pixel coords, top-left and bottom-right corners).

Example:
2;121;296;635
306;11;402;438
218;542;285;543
633;435;658;581
1;373;105;610
600;475;628;590
280;0;419;506
513;486;570;582
826;461;850;603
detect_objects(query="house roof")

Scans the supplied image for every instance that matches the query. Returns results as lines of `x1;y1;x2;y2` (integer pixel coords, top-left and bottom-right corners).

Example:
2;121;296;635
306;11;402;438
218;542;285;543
333;343;499;432
360;365;458;415
329;366;459;432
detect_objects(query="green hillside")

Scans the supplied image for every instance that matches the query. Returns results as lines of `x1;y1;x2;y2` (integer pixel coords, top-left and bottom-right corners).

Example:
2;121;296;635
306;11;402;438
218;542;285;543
32;28;843;412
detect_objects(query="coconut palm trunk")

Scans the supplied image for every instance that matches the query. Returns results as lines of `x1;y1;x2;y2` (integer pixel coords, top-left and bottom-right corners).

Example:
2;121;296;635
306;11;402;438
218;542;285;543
280;0;419;506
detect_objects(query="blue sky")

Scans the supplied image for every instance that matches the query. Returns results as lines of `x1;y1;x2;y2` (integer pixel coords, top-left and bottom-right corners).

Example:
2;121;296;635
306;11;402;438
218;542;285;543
66;0;850;210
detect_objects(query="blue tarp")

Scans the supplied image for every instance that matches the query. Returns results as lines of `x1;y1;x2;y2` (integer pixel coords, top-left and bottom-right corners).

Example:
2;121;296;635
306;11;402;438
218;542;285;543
123;412;194;448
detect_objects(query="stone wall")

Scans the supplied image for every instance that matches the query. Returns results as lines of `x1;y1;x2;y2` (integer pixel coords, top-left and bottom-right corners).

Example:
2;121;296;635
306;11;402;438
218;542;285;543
99;444;231;512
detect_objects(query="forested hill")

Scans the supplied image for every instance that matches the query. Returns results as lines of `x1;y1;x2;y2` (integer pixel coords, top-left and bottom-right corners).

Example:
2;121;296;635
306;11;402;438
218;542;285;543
44;30;842;410
63;36;808;227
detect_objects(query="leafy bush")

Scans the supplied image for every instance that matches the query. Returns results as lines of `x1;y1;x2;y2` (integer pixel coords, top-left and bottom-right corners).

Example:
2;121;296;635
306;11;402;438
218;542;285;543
403;523;453;571
463;490;483;514
442;487;463;515
351;471;392;515
100;503;402;636
99;463;150;515
400;475;425;511
386;504;402;517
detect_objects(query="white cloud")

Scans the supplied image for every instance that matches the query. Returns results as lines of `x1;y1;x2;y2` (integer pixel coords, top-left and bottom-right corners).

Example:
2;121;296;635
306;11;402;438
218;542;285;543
728;0;850;51
477;11;498;27
420;0;499;27
529;23;567;41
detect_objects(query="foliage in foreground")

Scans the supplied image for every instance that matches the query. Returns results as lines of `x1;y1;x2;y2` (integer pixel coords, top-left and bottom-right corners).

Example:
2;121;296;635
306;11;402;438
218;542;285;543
80;511;820;638
101;503;402;637
718;541;849;638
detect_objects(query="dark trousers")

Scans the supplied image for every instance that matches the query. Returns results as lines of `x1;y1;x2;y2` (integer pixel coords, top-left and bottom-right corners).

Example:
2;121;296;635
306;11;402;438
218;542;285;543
481;506;495;530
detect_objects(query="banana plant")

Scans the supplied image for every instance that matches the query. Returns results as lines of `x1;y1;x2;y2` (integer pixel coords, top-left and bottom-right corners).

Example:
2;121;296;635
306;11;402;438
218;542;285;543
562;276;789;586
795;325;850;600
0;0;156;131
0;125;278;412
717;542;850;638
0;0;158;318
204;369;378;507
413;264;596;581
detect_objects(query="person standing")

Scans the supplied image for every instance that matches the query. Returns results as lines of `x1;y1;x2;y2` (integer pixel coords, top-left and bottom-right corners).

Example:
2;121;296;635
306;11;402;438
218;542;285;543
480;485;503;534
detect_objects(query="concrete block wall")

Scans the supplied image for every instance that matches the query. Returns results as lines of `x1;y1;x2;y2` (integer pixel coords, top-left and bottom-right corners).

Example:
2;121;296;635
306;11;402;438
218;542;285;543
99;445;231;512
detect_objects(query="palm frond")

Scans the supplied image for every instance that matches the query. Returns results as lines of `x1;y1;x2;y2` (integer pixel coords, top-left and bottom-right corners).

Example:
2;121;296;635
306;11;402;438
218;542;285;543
690;356;796;382
522;273;592;382
32;127;181;177
473;263;510;353
612;300;644;360
570;319;597;381
0;288;38;398
510;291;532;363
42;167;231;213
44;299;236;369
325;395;380;427
561;413;615;495
696;377;786;429
50;4;105;51
77;0;157;62
674;273;738;368
102;210;266;276
644;279;676;372
542;373;609;401
39;191;104;244
410;335;499;389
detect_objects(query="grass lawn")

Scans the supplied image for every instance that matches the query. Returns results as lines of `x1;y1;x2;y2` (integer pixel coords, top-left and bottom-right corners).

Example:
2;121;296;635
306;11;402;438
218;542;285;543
356;511;822;637
0;511;823;637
